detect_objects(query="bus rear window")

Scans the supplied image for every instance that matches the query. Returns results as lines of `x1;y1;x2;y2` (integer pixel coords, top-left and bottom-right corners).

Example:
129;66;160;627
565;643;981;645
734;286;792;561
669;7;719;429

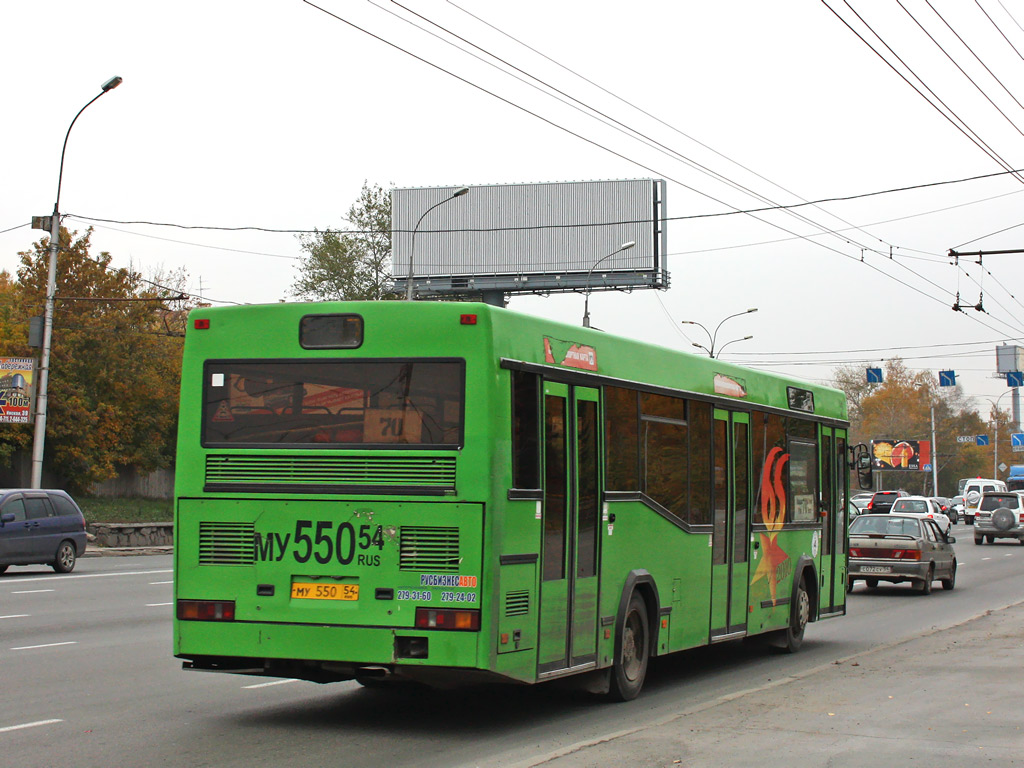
202;360;464;447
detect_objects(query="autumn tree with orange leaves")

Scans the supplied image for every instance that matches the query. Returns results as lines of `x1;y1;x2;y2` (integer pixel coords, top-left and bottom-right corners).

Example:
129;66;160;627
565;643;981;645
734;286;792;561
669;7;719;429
0;227;192;492
833;359;989;496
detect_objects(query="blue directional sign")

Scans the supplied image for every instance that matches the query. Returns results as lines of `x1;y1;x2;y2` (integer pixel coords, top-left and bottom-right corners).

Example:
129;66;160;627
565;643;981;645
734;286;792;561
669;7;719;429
939;370;956;386
977;435;990;446
866;367;883;383
1012;433;1024;448
1009;371;1024;388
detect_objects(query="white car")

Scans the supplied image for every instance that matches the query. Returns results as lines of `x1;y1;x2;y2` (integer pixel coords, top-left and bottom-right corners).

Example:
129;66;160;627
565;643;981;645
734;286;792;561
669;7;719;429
890;496;952;536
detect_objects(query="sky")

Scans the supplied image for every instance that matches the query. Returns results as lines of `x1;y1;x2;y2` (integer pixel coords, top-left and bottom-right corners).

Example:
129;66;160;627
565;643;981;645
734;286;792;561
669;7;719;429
4;0;1024;426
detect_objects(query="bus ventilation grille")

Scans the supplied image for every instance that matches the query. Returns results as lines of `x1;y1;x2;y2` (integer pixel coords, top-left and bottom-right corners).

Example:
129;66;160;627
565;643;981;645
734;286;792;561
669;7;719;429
204;455;456;494
504;590;530;617
399;526;460;572
198;521;256;566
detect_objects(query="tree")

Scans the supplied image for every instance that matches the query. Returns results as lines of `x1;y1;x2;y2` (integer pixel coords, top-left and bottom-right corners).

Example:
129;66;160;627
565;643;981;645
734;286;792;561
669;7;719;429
833;359;988;496
0;227;190;493
292;182;394;301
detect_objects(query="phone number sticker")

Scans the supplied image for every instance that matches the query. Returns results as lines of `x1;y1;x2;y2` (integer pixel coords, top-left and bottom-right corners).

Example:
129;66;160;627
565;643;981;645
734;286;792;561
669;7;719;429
441;591;477;603
396;590;433;601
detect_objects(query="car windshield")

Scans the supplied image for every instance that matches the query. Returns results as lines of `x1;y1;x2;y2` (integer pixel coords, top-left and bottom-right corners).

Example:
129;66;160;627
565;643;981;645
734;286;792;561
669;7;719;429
892;500;928;513
980;494;1020;511
850;516;921;537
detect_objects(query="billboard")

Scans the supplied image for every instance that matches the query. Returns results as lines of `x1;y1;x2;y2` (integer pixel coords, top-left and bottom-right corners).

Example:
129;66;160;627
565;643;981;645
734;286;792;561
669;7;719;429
392;179;668;298
871;439;931;471
996;344;1024;375
0;358;35;424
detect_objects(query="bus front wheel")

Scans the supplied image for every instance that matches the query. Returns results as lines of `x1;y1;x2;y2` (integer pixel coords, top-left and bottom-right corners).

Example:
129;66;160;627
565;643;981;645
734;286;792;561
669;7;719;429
609;593;649;701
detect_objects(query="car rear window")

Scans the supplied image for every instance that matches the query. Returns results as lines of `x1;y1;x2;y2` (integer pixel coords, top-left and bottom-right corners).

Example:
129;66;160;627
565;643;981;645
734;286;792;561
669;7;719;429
980;494;1020;511
892;500;927;513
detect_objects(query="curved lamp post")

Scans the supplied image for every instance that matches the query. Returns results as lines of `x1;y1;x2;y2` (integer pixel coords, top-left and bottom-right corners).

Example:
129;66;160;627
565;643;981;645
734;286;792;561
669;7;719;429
682;307;757;358
710;334;754;358
405;187;469;301
582;240;635;328
31;76;122;489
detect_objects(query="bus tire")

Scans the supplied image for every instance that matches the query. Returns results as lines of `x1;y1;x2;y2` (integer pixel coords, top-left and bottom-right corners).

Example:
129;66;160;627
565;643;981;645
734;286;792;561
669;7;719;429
609;592;649;701
779;577;809;654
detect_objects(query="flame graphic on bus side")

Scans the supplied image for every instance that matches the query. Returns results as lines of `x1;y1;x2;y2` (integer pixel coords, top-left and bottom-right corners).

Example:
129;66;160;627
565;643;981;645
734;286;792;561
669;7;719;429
752;446;790;606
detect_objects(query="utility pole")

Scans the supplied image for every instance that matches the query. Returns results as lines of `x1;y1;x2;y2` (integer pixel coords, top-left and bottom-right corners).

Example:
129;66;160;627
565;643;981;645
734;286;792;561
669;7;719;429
931;404;939;495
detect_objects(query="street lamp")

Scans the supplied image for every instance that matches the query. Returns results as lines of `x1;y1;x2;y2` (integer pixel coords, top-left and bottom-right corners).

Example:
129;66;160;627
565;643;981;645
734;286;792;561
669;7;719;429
31;75;123;489
581;240;636;328
709;335;753;358
987;390;1013;478
681;307;757;358
404;187;469;301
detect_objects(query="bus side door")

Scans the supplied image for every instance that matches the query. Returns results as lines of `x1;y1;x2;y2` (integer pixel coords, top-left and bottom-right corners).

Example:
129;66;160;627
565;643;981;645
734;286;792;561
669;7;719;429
710;409;751;641
537;383;601;677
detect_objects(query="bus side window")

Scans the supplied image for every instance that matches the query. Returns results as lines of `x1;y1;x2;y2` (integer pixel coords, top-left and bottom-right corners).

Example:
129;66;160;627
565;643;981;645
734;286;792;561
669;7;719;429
511;371;540;490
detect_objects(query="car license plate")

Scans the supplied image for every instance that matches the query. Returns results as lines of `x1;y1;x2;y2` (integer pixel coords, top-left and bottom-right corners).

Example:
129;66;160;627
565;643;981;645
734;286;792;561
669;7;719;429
860;566;891;574
290;582;359;600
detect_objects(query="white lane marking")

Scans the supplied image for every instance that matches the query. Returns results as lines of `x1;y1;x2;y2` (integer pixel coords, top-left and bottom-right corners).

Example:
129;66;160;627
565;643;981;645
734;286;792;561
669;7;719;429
242;679;297;690
0;719;63;734
1006;553;1015;557
11;589;55;594
0;614;29;619
149;581;173;585
982;557;992;561
10;641;77;651
3;569;171;584
146;602;172;607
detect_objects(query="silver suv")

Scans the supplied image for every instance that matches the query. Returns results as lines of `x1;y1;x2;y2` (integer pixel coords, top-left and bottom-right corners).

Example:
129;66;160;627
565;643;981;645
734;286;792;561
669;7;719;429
973;492;1024;545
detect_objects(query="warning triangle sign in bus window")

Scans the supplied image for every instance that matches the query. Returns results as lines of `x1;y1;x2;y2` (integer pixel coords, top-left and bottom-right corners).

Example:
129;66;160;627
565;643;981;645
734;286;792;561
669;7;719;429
212;401;234;422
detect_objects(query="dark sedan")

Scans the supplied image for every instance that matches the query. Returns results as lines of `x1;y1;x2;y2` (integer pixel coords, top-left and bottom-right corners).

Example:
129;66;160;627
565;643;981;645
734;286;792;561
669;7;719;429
848;513;956;595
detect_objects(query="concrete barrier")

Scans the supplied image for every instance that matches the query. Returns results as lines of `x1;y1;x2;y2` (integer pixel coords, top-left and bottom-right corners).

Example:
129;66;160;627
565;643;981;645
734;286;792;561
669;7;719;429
88;522;173;548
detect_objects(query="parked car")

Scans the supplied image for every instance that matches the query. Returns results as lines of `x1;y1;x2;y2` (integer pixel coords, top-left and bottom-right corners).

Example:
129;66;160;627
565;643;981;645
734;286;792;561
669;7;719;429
848;513;956;594
0;489;87;574
890;496;952;536
972;492;1024;545
931;496;957;524
962;479;1007;524
866;490;907;514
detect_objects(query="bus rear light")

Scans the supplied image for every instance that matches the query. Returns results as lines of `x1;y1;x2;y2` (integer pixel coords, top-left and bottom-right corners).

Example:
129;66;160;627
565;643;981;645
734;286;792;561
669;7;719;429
414;607;480;631
194;319;210;330
177;599;235;621
460;314;478;325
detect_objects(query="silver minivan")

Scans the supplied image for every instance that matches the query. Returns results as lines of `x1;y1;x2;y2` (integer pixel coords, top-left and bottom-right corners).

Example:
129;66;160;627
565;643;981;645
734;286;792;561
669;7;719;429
0;489;88;573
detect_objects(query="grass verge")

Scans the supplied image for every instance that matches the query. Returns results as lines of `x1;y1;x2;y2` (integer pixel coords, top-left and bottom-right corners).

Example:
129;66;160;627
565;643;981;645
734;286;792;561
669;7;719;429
78;497;172;524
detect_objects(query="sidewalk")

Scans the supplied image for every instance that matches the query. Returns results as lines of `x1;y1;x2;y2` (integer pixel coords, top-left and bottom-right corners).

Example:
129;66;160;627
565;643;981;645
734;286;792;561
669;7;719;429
520;601;1024;768
82;545;172;557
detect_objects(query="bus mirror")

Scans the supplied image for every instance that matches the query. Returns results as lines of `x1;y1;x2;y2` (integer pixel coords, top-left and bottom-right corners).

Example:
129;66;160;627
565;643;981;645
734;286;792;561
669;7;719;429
849;443;873;490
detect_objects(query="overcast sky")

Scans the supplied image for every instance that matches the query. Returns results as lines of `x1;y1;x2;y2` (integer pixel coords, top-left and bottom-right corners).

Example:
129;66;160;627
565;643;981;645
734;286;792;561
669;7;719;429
4;0;1024;424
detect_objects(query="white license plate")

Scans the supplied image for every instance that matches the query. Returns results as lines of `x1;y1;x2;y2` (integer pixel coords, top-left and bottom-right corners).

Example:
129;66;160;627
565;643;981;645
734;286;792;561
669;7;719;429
860;566;892;574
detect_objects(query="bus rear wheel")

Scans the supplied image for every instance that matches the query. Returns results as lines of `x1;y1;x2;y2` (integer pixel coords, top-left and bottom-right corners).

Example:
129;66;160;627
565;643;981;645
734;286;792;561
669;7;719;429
609;593;649;701
773;577;809;654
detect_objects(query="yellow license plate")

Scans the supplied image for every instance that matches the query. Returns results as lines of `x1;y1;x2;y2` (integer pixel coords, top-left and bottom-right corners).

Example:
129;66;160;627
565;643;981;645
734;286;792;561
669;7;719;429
290;582;359;601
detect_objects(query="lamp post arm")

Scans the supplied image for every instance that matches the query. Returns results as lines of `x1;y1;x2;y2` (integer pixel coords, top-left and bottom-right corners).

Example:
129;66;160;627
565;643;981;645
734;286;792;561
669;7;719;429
405;188;468;301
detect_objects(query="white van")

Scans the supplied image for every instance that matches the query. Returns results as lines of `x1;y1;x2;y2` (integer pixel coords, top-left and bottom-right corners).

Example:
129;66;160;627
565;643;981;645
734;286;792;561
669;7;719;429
962;478;1008;524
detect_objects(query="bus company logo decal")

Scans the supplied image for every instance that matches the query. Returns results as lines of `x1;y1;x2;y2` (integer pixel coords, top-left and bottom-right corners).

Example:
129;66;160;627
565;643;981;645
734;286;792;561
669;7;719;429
752;446;790;606
544;337;597;371
713;374;747;398
419;574;478;588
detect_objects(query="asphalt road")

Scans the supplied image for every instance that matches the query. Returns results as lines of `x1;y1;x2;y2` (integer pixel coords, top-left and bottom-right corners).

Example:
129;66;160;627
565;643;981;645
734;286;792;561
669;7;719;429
1;523;1020;768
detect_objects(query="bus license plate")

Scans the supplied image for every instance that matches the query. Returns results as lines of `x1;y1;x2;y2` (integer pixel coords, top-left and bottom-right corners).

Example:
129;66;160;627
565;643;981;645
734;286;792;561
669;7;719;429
291;582;359;601
860;566;891;574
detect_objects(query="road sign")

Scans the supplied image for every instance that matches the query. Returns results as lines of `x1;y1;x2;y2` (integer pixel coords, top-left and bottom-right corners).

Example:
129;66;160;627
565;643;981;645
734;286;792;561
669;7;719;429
977;435;990;446
1008;371;1024;387
1000;462;1008;473
866;367;883;383
923;463;932;471
1012;433;1024;447
939;370;956;386
957;435;975;443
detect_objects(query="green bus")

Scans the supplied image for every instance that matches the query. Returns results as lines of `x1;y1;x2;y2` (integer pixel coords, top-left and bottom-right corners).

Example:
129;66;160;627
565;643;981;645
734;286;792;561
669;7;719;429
173;300;856;700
